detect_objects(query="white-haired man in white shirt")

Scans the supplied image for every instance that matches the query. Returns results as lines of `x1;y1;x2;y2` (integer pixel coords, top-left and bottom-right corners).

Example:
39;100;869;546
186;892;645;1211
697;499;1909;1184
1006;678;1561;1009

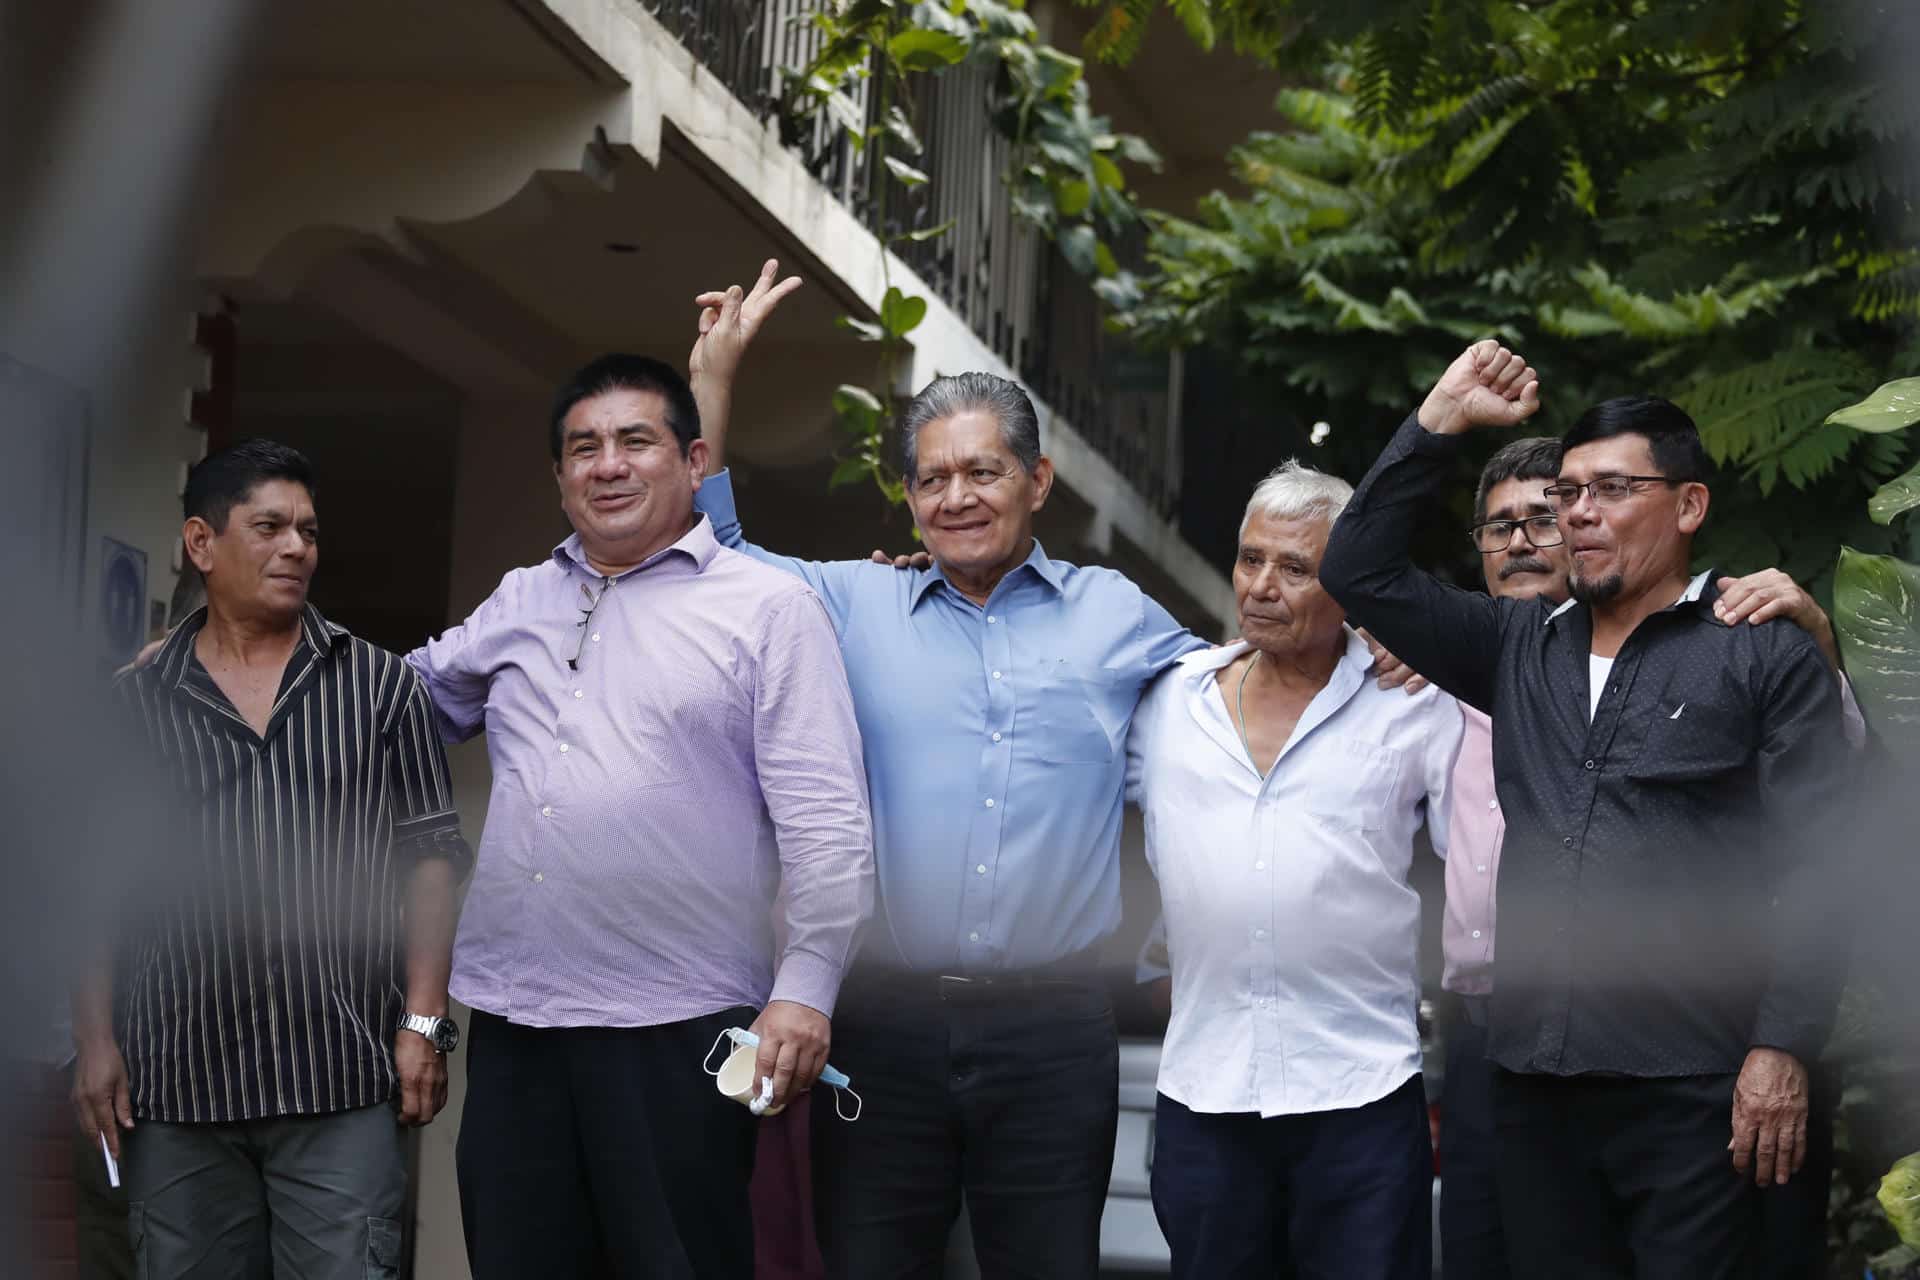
1126;461;1462;1280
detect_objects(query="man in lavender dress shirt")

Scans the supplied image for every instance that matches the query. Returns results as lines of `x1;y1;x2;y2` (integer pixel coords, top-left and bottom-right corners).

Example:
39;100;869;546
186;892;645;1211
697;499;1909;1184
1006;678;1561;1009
1366;436;1856;1280
406;354;875;1280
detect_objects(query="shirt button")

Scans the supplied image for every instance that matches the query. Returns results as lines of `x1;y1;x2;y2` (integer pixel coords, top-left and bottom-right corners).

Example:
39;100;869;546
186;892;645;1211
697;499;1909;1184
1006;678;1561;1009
984;798;995;808
987;615;997;623
559;743;570;754
992;670;1002;680
1253;928;1268;940
541;806;553;817
976;864;987;875
1487;798;1498;810
533;872;544;883
1476;864;1486;873
991;732;1003;742
969;931;980;942
574;690;584;700
591;633;601;643
1472;929;1482;939
1254;860;1266;870
1562;836;1574;848
1583;758;1596;770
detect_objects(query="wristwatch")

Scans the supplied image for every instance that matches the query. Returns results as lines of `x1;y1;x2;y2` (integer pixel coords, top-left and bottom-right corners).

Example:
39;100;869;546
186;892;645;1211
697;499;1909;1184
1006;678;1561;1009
400;1013;460;1054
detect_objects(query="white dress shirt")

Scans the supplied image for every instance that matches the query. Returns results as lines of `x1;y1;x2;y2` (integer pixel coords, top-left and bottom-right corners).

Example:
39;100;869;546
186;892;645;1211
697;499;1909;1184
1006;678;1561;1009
1126;629;1464;1117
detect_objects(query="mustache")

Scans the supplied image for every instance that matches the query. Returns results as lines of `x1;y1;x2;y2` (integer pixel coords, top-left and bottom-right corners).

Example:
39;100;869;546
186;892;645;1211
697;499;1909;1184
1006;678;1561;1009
1499;556;1555;581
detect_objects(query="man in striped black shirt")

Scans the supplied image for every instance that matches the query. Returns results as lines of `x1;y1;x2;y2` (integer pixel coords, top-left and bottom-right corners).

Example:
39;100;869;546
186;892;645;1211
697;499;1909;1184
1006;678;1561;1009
73;440;471;1280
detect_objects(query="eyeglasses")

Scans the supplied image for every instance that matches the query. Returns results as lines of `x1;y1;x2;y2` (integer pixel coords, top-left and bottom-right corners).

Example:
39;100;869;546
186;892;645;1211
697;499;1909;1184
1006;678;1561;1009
569;578;610;671
1542;475;1680;510
1470;514;1564;554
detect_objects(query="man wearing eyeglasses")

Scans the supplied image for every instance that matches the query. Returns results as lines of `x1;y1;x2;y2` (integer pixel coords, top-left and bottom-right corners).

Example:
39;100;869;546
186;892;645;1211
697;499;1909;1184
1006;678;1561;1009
405;354;875;1279
1413;437;1858;1280
1320;342;1855;1279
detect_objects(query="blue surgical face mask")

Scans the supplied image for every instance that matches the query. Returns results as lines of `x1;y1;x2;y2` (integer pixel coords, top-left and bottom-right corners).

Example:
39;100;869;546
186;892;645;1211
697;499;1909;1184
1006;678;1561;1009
702;1026;863;1121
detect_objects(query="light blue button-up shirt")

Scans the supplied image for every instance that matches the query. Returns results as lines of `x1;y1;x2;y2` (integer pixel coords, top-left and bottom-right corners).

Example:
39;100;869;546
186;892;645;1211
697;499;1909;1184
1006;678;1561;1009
697;470;1204;972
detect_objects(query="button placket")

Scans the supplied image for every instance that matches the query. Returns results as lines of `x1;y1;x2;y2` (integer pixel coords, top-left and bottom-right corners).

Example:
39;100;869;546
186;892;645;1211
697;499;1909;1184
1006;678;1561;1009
960;598;1014;961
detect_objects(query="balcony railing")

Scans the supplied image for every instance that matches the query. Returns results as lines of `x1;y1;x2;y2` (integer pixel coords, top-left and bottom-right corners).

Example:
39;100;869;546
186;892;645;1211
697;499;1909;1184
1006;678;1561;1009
648;0;1179;518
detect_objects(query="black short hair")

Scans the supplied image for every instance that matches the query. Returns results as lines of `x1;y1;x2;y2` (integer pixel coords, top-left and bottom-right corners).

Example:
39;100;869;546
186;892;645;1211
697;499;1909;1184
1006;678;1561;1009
1475;436;1563;524
1560;395;1710;483
183;439;316;532
550;354;700;460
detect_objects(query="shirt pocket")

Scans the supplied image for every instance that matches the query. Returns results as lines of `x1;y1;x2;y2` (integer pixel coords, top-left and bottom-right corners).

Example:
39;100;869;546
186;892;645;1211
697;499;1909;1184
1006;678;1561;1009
1305;739;1405;830
1626;699;1752;783
1027;663;1120;765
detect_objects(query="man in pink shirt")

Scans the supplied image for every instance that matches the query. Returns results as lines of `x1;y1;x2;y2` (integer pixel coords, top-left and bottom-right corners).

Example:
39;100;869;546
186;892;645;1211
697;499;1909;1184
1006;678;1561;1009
1401;437;1854;1280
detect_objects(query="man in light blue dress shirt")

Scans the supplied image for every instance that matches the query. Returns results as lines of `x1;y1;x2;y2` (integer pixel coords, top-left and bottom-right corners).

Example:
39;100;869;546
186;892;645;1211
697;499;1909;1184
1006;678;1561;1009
689;265;1204;1279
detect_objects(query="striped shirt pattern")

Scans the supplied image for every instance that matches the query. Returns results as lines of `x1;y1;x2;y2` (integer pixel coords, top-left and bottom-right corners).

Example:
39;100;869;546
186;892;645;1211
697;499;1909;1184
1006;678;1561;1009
113;605;467;1123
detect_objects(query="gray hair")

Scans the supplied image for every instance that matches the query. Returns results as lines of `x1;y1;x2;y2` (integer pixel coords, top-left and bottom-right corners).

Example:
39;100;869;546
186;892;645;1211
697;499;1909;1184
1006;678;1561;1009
900;372;1042;479
1240;459;1353;542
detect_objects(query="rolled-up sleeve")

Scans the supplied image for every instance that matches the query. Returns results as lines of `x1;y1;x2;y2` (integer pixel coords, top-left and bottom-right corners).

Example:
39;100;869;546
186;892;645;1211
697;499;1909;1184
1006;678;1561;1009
751;589;876;1016
385;667;472;878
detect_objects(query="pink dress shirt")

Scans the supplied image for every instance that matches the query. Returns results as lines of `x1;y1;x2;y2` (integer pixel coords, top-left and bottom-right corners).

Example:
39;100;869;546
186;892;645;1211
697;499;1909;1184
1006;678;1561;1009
1441;704;1500;996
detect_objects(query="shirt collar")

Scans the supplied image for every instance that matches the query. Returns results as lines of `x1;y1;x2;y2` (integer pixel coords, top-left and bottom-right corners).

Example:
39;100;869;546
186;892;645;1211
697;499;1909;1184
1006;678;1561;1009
1543;568;1717;628
155;602;345;690
907;538;1066;611
1174;626;1375;683
551;515;721;581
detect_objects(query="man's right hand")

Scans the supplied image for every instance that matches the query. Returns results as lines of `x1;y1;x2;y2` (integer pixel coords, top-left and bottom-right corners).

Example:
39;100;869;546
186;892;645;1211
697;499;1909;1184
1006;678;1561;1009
1417;340;1541;436
71;1038;133;1160
690;258;802;390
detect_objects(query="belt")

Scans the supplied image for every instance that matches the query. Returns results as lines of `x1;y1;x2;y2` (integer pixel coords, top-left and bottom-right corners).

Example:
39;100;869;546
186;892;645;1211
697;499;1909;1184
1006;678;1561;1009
849;945;1106;1003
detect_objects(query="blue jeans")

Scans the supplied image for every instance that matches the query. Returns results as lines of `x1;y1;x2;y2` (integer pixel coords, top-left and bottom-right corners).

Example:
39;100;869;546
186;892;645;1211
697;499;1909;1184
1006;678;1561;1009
1151;1076;1433;1280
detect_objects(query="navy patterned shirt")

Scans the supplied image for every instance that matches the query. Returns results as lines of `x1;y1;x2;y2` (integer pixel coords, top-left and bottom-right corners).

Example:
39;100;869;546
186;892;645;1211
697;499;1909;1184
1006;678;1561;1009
1322;416;1853;1077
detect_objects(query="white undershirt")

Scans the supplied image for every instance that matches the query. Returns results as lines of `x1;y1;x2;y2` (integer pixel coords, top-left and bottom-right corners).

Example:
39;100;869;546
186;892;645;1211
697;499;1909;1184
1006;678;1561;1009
1588;655;1615;721
1584;571;1709;720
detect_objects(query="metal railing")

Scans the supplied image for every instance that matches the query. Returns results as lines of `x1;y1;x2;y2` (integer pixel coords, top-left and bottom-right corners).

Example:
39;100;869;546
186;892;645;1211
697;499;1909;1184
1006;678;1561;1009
647;0;1177;517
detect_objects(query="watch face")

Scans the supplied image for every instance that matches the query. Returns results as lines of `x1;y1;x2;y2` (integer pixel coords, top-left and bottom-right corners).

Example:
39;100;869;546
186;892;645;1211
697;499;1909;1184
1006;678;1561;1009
430;1019;460;1053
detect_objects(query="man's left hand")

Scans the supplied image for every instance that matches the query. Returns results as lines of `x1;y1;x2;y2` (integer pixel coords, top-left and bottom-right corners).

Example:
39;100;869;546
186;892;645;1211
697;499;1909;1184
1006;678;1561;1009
1357;628;1429;695
870;549;932;570
1713;570;1840;670
748;999;830;1111
690;258;802;387
393;1028;449;1126
1729;1046;1809;1185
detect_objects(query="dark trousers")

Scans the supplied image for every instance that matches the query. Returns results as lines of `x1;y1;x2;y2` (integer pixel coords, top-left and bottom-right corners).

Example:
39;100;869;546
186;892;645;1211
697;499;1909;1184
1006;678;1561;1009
1440;999;1508;1280
120;1102;406;1280
1757;1067;1837;1280
1150;1076;1433;1280
1494;1069;1760;1280
809;974;1119;1280
457;1006;758;1280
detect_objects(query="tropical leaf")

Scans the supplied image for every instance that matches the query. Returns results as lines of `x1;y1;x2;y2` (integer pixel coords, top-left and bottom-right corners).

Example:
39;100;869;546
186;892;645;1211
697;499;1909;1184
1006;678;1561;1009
882;155;930;187
878;287;927;339
1869;459;1920;526
887;29;968;72
1833;546;1920;762
1827;377;1920;434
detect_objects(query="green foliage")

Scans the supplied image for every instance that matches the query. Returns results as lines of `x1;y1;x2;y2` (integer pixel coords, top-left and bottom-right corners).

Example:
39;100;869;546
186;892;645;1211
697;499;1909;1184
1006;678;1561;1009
1105;0;1919;590
1833;547;1920;763
1830;377;1920;435
781;0;1162;502
1883;1153;1920;1251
